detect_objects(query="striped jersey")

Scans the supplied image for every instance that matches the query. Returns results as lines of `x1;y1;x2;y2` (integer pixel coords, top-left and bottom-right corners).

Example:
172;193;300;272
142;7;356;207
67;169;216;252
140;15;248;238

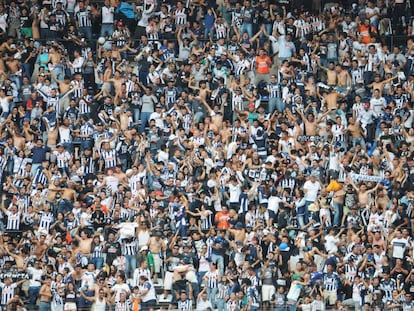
101;149;118;169
177;299;192;311
71;80;83;98
323;272;340;291
82;156;96;175
235;59;250;77
231;93;244;111
0;283;17;305
332;124;346;142
344;263;358;282
91;243;104;258
214;22;227;39
205;270;219;288
54;150;71;168
122;239;137;256
76;9;92;27
5;211;21;230
113;29;129;48
114;300;131;311
14;167;31;189
78;96;92;115
80;122;94;140
380;279;396;302
217;282;229;299
174;8;187;26
267;82;280;98
39;211;55;233
164;87;179;106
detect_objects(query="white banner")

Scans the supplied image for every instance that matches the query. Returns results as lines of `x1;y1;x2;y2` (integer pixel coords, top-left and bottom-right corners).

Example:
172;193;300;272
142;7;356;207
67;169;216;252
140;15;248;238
350;173;383;183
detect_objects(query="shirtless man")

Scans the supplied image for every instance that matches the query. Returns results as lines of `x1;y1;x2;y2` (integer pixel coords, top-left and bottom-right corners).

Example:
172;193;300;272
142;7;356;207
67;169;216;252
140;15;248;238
46;177;62;208
321;88;347;120
371;230;386;251
8;128;25;151
119;108;133;130
48;47;64;81
336;65;352;91
113;166;129;186
39;275;53;310
0;37;17;55
228;223;246;242
32;233;48;259
346;116;365;149
74;229;93;256
108;70;125;97
44;115;59;147
189;78;212;102
7;56;21;80
350;181;380;207
97;169;120;195
200;98;224;133
3;245;28;270
58;180;77;215
375;187;390;210
318;60;337;86
296;110;329;136
367;74;397;95
148;231;167;283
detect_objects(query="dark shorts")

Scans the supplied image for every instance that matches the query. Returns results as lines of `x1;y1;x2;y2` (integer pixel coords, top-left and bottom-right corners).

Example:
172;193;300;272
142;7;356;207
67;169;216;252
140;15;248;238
141;299;157;310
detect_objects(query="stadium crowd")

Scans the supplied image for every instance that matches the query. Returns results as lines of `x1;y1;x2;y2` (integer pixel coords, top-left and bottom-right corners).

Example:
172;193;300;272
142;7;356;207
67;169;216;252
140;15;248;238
0;0;413;310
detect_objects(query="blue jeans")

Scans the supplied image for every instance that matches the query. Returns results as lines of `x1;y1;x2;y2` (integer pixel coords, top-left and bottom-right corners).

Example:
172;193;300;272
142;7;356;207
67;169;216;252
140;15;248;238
101;24;114;37
22;63;31;78
353;137;366;149
91;257;104;270
132;107;140;124
304;201;314;224
207;287;218;308
332;202;343;227
140;111;152;133
241;23;253;38
31;163;41;177
10;73;21;90
57;199;73;215
211;253;224;276
81;139;93;151
39;301;51;311
79;27;92;41
120;157;128;172
217;297;226;311
287;299;297;311
204;27;214;40
269;97;282;114
194;111;204;124
297;214;305;228
78;290;94;310
51;65;64;86
139;71;149;86
125;254;137;278
28;286;41;310
197;271;207;285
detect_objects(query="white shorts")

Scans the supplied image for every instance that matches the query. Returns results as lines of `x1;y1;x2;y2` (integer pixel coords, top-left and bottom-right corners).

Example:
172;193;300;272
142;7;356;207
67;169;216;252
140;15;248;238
152;253;162;274
164;271;174;290
324;290;337;305
64;302;77;311
262;284;275;302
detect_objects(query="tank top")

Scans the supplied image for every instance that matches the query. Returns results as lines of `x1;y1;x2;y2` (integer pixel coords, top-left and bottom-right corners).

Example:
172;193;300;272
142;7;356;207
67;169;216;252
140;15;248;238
92;297;106;311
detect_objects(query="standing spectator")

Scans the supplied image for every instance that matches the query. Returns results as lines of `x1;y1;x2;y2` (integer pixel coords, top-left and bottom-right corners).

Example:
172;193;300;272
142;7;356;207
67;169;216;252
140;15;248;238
75;0;92;42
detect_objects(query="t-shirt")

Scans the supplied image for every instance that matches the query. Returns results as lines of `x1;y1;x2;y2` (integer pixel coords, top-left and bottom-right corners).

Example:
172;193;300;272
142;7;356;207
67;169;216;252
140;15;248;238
303;180;321;202
391;237;408;259
324;235;339;254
